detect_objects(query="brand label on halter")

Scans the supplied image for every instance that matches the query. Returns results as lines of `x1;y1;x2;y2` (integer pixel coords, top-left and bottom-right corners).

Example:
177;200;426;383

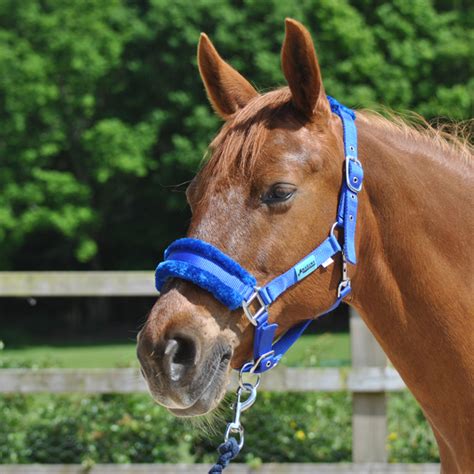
295;255;317;281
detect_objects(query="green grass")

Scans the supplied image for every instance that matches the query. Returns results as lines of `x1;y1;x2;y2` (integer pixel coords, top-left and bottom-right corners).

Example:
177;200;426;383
1;333;350;368
284;332;350;367
1;344;139;369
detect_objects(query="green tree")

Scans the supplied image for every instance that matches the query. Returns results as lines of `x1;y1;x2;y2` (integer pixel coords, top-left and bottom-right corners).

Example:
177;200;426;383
0;0;159;269
0;0;471;271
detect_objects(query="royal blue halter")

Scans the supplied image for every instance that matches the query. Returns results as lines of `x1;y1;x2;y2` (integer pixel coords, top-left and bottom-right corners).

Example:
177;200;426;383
155;96;363;374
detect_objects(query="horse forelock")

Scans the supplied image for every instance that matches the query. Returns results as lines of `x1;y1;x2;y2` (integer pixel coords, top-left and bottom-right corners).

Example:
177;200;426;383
200;88;304;180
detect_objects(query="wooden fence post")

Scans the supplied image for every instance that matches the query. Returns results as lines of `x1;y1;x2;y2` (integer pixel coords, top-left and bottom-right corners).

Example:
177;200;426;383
350;307;388;462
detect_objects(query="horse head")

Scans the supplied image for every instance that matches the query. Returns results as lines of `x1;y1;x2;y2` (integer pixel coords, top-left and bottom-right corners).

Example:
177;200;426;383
137;19;350;416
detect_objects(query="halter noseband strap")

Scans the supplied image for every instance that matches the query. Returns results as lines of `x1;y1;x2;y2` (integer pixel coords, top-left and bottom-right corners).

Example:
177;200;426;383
155;96;363;374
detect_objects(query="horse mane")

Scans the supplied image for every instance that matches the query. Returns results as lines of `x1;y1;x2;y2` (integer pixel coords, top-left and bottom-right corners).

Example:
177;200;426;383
200;87;473;179
358;108;473;167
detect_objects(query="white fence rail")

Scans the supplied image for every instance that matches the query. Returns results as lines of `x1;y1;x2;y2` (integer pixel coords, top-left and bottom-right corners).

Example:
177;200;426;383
0;367;405;394
0;271;155;296
0;463;441;473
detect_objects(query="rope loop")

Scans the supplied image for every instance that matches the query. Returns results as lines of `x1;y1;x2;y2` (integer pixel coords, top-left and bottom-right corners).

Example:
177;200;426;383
208;437;240;473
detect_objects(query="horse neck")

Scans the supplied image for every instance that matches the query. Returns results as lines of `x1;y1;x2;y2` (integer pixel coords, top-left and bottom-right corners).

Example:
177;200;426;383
349;115;474;456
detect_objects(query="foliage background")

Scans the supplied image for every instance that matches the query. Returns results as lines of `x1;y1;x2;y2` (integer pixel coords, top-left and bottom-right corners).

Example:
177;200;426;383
0;0;471;465
0;391;438;464
0;0;472;272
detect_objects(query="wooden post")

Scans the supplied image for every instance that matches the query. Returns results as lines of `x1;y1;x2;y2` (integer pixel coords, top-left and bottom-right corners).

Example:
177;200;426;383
350;307;388;462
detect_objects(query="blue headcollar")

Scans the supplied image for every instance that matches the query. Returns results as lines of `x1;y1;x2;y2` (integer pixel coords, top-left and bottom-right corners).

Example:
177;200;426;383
155;96;363;373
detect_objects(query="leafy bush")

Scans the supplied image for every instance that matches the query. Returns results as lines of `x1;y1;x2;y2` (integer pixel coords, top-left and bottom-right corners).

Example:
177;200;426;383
0;390;439;464
25;416;86;463
387;391;439;462
0;394;190;464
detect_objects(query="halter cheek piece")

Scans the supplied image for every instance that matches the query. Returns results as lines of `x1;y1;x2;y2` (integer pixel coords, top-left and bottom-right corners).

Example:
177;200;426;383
155;96;363;374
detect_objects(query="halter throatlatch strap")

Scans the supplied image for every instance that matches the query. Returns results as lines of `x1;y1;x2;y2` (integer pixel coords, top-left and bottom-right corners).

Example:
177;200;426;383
155;96;363;374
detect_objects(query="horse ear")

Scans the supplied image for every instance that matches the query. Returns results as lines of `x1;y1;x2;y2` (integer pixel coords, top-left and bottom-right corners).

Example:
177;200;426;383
198;33;258;120
281;19;330;118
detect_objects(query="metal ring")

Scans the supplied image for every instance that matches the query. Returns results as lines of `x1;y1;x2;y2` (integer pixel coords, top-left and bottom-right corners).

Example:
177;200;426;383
239;364;261;390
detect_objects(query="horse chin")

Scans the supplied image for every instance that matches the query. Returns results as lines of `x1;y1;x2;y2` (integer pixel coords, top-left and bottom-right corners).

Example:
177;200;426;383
167;366;229;417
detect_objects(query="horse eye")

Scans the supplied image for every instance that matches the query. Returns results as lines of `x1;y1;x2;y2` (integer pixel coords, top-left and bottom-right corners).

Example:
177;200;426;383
263;183;296;204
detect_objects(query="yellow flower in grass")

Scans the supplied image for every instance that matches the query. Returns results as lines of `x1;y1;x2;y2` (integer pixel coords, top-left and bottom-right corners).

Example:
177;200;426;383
295;430;306;441
388;432;398;441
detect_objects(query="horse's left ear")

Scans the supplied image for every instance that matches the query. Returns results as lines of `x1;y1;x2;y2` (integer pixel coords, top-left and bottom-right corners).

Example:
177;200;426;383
198;33;258;120
281;19;330;118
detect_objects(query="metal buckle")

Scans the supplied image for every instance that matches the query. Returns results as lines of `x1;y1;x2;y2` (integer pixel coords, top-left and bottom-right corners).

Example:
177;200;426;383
242;287;268;326
337;254;351;298
345;156;363;193
240;350;275;377
337;279;351;298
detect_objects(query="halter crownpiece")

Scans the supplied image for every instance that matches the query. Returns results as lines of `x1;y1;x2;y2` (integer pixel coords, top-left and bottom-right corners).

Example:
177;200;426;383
155;96;363;374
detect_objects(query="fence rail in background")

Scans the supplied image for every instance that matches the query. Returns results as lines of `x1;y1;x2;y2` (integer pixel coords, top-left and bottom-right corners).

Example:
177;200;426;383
0;463;441;474
0;271;155;296
0;271;412;467
0;367;405;394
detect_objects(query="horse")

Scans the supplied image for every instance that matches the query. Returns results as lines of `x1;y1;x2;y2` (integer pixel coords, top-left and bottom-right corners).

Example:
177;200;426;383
137;18;474;472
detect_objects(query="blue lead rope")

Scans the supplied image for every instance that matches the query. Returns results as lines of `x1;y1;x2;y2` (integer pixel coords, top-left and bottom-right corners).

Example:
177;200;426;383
208;438;240;473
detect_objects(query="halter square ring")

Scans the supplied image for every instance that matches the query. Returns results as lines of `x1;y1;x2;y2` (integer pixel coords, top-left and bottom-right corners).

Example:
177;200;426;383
242;288;267;326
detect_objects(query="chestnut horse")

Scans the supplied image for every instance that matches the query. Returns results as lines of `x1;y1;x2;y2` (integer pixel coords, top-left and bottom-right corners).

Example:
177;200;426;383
137;19;473;472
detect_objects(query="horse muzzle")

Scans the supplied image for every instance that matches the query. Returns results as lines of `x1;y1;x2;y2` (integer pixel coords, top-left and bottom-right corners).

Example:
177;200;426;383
137;307;233;416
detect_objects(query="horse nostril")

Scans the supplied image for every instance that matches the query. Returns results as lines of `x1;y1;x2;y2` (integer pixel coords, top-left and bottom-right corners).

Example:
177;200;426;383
163;336;197;382
220;350;231;365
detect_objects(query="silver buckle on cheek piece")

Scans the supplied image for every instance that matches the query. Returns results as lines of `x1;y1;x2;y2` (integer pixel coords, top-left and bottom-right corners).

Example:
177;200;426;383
337;253;351;298
331;223;351;299
345;155;363;193
242;287;268;326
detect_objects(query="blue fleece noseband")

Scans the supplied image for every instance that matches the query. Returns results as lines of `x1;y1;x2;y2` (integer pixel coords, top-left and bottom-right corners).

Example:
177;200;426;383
155;96;363;373
156;238;257;310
